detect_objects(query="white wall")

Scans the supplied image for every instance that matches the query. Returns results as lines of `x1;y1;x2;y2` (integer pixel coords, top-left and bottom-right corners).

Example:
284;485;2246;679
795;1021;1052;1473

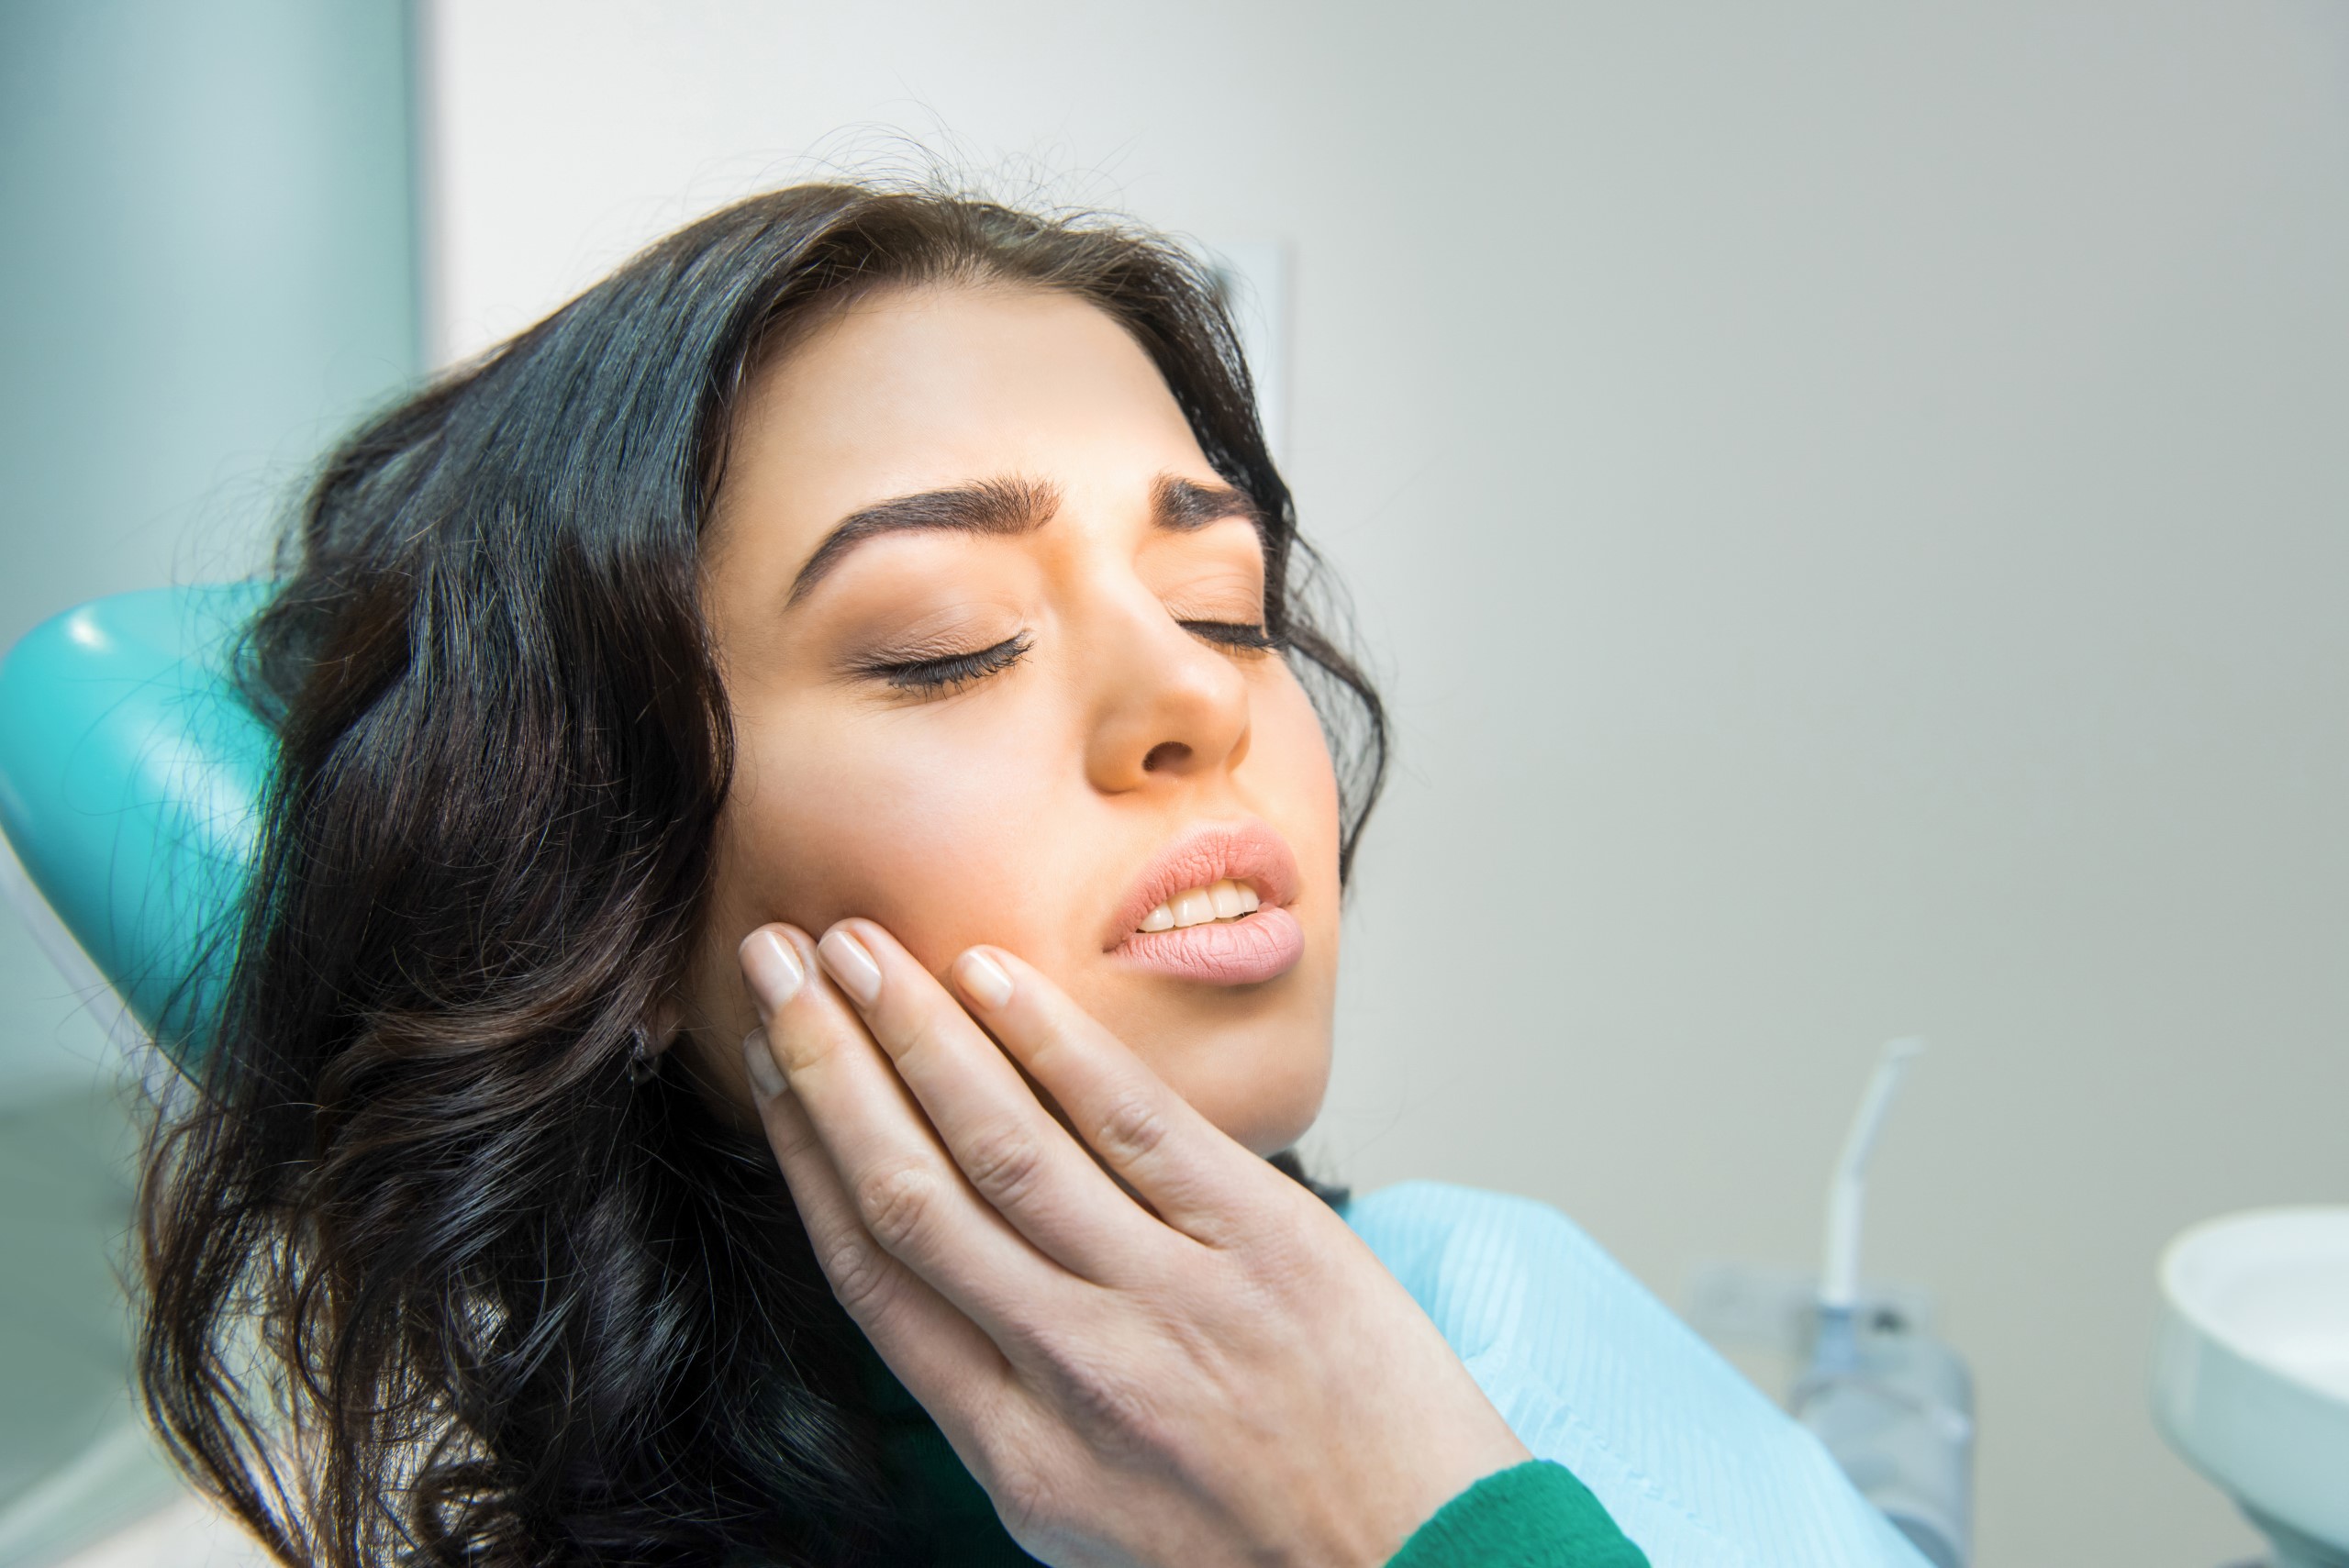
424;5;2349;1563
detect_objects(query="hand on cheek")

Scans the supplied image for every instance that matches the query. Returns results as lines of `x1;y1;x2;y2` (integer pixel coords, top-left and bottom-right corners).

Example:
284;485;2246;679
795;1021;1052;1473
736;919;1529;1568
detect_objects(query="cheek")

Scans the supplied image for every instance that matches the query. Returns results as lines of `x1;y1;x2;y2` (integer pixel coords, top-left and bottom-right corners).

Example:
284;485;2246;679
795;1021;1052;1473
718;701;1088;972
1252;667;1346;940
682;703;1070;1114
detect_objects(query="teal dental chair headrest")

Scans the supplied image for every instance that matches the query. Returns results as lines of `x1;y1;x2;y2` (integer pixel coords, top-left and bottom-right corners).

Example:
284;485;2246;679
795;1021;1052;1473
0;584;276;1063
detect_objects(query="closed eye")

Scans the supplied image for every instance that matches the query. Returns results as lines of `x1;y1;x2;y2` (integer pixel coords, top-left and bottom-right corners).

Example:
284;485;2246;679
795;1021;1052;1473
1179;619;1283;654
857;633;1032;696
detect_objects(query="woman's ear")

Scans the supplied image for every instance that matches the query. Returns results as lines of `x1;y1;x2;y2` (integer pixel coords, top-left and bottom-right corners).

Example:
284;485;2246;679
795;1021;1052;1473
646;994;685;1053
629;996;687;1084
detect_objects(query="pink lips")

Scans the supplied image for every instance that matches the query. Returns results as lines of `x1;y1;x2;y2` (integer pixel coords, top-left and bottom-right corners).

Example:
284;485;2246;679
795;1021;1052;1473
1108;821;1306;985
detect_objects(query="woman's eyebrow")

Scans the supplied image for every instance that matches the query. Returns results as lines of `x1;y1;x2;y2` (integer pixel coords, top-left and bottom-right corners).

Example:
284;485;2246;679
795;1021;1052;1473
788;476;1061;604
1152;473;1264;532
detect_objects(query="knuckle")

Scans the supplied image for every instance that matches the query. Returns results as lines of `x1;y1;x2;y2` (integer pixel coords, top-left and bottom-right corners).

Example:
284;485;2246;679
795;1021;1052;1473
1090;1090;1170;1165
770;1018;831;1075
897;1007;958;1062
854;1162;941;1254
957;1410;1076;1548
988;1460;1063;1544
1035;1340;1158;1458
766;1113;823;1165
958;1123;1047;1208
818;1234;896;1319
1237;1207;1328;1296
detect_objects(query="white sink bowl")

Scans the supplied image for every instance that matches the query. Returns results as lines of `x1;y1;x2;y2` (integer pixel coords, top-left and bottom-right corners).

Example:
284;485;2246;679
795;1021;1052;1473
2153;1207;2349;1568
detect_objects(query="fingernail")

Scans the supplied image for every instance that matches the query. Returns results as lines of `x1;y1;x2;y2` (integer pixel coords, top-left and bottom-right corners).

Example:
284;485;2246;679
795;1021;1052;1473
955;949;1014;1009
741;1028;787;1100
818;928;883;1006
740;929;805;1011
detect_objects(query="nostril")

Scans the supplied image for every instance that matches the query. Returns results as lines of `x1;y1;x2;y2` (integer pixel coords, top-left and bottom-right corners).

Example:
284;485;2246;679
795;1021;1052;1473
1141;741;1190;773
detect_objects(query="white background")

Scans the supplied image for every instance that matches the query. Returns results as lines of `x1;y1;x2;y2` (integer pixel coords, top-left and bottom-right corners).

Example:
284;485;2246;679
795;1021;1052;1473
424;5;2349;1563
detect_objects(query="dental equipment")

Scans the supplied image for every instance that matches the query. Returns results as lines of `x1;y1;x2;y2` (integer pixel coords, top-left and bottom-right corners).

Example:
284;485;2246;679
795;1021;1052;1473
2154;1207;2349;1568
1788;1039;1976;1568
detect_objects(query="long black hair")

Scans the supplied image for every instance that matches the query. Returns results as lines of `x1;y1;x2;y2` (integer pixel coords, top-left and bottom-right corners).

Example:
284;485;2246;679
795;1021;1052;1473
138;183;1386;1567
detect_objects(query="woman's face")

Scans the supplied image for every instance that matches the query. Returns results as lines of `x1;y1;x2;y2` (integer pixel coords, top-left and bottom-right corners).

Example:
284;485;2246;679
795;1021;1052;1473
681;283;1341;1155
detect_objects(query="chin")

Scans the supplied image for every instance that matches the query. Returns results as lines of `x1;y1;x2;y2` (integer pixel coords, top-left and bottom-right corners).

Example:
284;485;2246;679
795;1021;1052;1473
1060;941;1333;1158
1156;1028;1332;1158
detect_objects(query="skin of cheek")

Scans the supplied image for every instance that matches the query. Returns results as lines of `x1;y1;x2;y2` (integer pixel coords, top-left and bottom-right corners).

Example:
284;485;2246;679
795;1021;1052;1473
681;655;1343;1158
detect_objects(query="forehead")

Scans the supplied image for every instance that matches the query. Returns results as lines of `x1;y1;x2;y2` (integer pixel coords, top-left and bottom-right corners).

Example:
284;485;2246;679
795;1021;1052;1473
715;283;1210;555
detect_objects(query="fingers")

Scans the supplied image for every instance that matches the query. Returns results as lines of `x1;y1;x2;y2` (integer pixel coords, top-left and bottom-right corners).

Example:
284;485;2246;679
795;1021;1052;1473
743;1033;1015;1427
945;943;1275;1247
809;920;1174;1284
739;925;1075;1335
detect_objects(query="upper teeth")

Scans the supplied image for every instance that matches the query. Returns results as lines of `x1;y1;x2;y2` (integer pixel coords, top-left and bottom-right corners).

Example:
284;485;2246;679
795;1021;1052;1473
1139;880;1261;932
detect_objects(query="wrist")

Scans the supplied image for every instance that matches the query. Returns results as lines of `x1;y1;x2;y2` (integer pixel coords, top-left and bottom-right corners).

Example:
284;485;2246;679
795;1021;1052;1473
1318;1429;1535;1568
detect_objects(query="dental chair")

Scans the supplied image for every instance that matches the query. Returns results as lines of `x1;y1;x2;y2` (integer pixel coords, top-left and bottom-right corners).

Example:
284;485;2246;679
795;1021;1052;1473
0;585;271;1063
0;586;1952;1568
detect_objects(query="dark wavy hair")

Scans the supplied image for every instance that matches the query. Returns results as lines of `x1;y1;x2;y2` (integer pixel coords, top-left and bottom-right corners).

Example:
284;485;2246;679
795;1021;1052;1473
136;183;1386;1566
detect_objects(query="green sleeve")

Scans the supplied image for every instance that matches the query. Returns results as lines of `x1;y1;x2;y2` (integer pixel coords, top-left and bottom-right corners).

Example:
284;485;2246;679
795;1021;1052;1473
1386;1460;1649;1568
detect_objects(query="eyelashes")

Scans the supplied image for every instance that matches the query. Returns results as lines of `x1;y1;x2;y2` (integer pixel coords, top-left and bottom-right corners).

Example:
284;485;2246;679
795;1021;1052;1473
860;620;1281;698
1177;619;1283;653
860;633;1035;695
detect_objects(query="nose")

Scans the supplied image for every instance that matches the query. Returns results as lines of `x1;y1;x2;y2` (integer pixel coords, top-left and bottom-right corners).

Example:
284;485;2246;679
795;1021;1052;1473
1081;584;1253;795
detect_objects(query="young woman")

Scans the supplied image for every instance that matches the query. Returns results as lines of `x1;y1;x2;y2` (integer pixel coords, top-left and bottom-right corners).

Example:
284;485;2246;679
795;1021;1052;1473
135;184;1884;1568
